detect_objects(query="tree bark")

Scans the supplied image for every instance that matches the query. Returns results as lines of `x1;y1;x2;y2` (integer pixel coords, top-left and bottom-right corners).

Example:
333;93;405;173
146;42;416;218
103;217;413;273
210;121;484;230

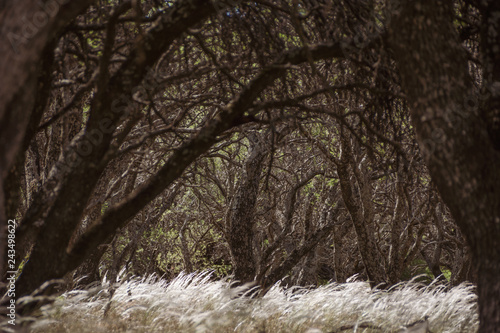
337;131;387;286
0;0;95;280
227;133;268;284
61;42;346;291
332;218;352;283
389;0;500;330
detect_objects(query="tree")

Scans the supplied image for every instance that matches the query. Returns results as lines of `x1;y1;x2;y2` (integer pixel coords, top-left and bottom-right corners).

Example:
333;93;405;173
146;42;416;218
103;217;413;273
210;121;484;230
389;0;500;330
0;0;96;284
227;132;269;284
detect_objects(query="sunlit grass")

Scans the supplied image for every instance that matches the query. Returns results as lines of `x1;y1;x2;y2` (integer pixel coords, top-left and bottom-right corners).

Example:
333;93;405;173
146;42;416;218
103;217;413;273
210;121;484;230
20;271;478;332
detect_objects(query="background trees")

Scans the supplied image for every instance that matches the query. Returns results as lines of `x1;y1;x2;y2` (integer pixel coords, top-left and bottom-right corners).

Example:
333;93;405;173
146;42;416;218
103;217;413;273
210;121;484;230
0;0;497;330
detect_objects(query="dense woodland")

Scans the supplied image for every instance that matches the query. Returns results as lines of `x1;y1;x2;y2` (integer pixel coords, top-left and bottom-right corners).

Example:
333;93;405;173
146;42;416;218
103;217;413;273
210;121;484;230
0;0;499;331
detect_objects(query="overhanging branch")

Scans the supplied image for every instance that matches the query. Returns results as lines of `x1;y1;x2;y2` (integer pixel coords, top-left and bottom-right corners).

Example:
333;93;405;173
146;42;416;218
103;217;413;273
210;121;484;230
66;41;347;268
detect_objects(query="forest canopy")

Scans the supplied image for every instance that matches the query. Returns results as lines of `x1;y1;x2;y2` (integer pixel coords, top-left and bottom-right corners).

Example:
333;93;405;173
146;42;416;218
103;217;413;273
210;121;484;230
0;0;499;331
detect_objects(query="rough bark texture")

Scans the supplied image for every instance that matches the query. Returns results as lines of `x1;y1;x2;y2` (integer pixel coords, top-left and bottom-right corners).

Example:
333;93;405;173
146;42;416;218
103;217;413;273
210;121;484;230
0;0;96;279
227;133;268;284
337;132;387;286
389;0;500;331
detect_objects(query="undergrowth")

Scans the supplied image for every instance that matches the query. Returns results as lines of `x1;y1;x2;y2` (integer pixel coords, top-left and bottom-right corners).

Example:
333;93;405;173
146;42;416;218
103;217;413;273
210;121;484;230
4;271;478;332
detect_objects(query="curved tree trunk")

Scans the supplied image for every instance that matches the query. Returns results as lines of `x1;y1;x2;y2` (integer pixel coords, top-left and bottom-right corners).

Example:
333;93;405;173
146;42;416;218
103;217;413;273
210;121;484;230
337;131;388;287
389;1;500;331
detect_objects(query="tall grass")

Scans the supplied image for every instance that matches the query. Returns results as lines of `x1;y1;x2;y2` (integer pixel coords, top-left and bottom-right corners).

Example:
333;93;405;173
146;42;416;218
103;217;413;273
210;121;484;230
15;271;478;332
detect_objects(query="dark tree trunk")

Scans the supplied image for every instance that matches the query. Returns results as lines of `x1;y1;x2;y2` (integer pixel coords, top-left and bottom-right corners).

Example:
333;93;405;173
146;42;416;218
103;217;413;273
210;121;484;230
389;1;500;331
337;131;387;286
0;0;95;282
227;133;268;284
259;209;337;293
14;0;222;296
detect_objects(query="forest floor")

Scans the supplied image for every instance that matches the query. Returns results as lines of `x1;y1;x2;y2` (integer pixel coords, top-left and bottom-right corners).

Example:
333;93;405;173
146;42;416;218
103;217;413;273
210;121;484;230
3;271;478;333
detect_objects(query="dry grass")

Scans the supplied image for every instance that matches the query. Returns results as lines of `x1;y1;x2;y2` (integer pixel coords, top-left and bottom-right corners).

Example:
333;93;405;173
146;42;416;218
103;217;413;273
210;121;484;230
5;271;478;332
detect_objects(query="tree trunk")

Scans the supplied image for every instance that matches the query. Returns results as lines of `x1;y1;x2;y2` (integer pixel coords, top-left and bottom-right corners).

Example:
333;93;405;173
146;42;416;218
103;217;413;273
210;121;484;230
227;133;268;284
387;177;407;284
0;0;95;280
179;220;193;273
389;0;500;330
13;0;222;296
337;131;387;286
259;209;337;293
